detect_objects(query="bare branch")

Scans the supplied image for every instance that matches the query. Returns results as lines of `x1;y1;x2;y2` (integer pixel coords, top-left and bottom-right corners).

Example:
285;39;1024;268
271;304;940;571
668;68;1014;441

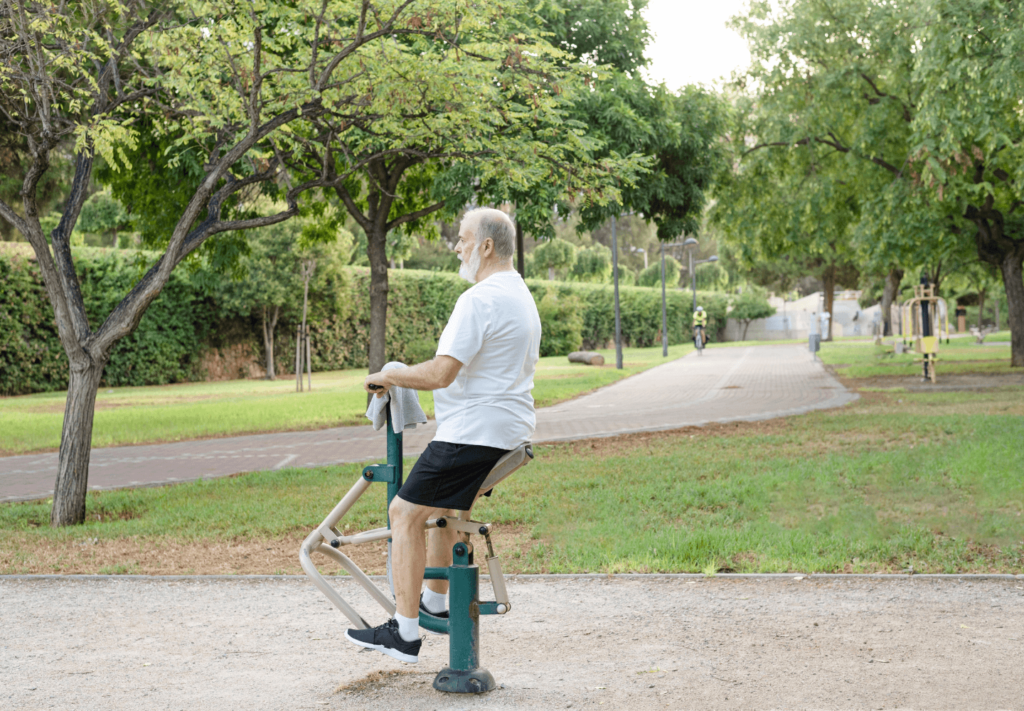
0;197;29;236
387;201;445;231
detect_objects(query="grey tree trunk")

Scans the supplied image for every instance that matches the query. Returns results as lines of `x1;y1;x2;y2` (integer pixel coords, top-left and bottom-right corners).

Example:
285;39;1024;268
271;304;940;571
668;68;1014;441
547;267;555;281
299;260;315;390
822;270;836;341
881;267;903;336
999;249;1024;367
330;157;443;378
51;361;105;527
262;306;279;379
978;289;986;329
367;221;390;375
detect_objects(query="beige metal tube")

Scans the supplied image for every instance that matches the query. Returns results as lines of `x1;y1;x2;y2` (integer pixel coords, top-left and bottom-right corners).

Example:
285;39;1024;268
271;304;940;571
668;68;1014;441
315;544;397;617
299;530;370;628
316;477;372;541
335;527;393;547
486;555;510;611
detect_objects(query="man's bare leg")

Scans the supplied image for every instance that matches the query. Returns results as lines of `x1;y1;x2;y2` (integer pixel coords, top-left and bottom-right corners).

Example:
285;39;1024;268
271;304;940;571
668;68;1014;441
388;496;438;618
425;508;458;595
390;493;486;616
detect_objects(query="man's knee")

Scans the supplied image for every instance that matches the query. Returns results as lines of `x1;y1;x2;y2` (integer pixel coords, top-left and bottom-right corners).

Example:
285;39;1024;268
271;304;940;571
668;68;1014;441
389;496;430;530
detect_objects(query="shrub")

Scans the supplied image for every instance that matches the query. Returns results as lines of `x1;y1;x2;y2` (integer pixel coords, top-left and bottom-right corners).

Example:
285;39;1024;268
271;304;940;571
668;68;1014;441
570;244;612;283
729;289;776;340
637;256;681;288
533;238;577;280
536;289;584;356
614;265;636;286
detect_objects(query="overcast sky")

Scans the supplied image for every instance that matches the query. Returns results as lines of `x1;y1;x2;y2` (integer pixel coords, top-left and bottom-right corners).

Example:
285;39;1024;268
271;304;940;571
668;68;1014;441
642;0;752;90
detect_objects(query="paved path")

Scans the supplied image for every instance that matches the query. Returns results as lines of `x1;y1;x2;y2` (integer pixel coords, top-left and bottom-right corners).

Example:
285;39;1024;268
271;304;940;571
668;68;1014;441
2;575;1022;710
0;345;855;502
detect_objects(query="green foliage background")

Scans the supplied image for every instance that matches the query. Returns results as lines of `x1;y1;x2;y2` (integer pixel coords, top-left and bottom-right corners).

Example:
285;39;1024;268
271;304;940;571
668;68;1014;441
1;250;213;396
1;252;732;396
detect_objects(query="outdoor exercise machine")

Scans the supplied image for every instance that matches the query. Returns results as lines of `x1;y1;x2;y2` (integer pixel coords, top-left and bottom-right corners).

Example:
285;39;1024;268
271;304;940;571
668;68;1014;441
299;402;533;694
896;279;949;383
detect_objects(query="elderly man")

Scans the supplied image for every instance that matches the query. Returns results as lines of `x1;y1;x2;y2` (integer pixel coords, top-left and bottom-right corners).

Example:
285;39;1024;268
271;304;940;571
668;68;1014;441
346;207;541;663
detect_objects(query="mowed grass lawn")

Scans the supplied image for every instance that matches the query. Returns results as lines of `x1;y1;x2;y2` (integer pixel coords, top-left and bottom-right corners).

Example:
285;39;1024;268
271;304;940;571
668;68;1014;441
819;333;1015;378
0;343;694;455
2;386;1022;575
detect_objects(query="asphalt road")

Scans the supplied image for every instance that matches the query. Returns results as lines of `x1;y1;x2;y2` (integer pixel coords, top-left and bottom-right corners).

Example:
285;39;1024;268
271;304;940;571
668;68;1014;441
1;345;855;502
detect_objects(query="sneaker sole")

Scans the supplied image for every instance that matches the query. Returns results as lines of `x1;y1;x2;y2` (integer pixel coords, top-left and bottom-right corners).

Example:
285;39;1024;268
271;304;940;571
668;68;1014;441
344;630;419;664
419;603;449;636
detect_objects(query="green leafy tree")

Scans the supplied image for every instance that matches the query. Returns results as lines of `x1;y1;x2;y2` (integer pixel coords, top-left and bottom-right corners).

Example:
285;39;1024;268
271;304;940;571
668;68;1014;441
571;244;613;283
286;3;638;374
526;2;726;271
730;289;776;341
77;191;130;247
911;0;1024;364
0;0;500;526
725;0;1023;363
613;264;636;287
534;238;577;280
638;255;680;288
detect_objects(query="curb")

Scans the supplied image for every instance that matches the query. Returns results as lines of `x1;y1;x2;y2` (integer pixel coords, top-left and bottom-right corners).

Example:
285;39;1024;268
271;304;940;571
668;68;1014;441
3;573;1023;582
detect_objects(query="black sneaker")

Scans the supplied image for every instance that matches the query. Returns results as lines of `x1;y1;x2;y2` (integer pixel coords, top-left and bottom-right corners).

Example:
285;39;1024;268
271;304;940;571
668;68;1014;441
420;596;449;636
345;619;421;664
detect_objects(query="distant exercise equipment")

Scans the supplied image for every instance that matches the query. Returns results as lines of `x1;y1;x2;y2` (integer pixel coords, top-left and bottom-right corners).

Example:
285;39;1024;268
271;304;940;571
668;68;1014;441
895;279;949;383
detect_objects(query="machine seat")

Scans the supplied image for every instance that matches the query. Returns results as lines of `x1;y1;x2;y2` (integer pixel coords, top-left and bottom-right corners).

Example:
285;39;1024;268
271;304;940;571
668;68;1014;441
477;443;533;496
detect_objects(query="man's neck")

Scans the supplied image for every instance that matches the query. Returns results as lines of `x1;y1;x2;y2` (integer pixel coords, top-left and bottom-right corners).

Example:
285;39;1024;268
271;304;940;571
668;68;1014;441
474;260;515;283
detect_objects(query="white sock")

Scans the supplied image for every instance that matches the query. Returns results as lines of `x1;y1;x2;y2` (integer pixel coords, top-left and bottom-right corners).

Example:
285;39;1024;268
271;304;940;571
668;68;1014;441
394;613;420;642
421;587;447;614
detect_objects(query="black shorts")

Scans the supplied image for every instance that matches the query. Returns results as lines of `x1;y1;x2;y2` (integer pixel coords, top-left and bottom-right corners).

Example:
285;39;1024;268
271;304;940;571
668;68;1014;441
397;441;509;511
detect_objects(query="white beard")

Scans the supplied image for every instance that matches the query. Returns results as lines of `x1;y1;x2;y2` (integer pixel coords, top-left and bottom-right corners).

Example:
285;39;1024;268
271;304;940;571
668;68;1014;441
458;243;482;283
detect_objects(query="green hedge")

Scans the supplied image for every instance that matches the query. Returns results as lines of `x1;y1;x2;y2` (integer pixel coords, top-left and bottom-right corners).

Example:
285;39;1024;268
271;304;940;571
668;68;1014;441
0;253;67;395
523;279;728;350
1;250;213;396
1;251;731;396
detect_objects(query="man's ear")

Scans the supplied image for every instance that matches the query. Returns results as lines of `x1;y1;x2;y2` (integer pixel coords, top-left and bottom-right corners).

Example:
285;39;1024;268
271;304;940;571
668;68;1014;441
481;238;494;257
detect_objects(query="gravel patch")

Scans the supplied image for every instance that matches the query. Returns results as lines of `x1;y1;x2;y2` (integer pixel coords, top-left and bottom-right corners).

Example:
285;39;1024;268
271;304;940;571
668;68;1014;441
2;576;1023;710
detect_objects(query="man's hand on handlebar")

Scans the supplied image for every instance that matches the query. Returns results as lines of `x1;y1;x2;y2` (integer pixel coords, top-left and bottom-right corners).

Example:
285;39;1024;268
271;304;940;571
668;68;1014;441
364;373;391;398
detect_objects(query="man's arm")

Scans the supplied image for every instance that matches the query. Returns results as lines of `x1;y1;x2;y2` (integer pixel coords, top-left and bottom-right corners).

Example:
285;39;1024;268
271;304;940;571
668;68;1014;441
364;356;463;397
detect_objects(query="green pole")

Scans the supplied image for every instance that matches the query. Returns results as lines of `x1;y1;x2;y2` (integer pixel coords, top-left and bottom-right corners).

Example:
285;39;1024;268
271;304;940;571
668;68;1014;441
431;541;495;694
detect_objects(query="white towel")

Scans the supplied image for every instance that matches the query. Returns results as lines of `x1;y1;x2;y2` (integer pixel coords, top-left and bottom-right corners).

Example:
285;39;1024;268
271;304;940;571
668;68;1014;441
364;362;428;432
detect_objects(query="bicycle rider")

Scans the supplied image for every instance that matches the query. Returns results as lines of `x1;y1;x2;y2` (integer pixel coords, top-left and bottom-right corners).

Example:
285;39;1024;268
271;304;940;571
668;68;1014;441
692;306;708;346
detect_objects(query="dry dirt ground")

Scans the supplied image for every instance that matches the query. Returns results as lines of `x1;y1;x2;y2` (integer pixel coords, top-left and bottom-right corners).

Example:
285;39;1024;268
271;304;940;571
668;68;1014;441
3;575;1023;711
837;372;1024;392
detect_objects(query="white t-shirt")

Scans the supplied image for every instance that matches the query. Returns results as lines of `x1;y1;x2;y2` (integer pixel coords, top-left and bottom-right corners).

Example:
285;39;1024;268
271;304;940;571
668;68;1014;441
433;270;541;450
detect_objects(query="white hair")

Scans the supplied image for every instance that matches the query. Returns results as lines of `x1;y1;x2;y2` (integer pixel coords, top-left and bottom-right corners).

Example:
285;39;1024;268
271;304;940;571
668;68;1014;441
463;208;516;260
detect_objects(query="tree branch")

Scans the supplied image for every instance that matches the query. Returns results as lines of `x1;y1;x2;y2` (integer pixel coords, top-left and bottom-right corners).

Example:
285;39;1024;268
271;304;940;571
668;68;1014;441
48;153;94;341
0;197;29;236
387;201;445;231
333;183;372;232
314;0;418;90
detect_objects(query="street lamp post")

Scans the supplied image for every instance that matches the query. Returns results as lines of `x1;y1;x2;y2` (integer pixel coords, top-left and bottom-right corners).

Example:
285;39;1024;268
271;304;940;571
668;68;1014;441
660;243;668;357
610;215;623;370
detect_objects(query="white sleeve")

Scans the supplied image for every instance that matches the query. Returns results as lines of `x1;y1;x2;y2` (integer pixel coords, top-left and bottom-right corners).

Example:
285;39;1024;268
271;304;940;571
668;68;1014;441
437;291;488;366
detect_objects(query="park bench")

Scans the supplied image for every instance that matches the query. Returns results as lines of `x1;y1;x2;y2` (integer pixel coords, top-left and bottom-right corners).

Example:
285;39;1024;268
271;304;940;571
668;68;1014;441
299;402;532;694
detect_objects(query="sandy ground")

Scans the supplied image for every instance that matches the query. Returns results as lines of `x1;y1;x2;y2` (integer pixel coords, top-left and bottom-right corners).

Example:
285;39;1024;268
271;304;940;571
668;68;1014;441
2;575;1023;710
